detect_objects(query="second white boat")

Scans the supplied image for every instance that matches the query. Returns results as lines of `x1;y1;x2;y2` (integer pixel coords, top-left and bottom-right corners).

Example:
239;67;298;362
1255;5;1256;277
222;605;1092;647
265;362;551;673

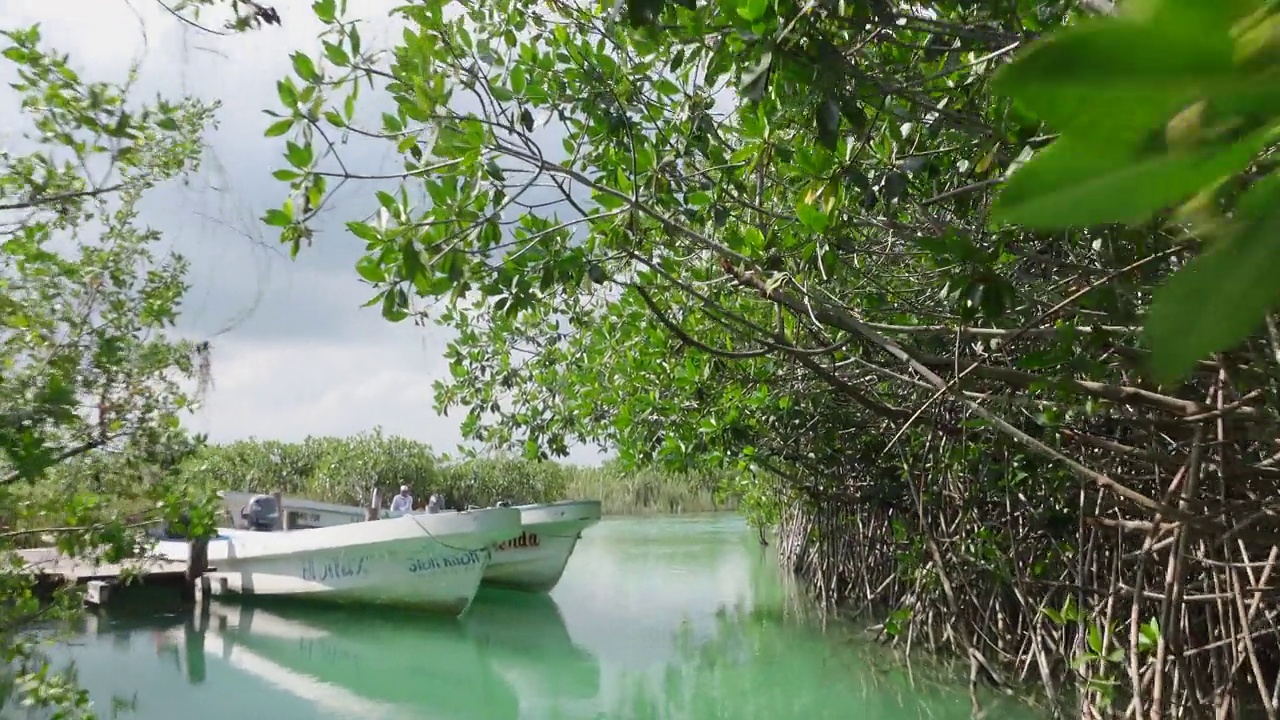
482;500;602;593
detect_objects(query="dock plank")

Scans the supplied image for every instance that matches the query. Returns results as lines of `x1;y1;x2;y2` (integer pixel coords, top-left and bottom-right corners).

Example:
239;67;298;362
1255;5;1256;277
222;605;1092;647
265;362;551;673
15;548;189;583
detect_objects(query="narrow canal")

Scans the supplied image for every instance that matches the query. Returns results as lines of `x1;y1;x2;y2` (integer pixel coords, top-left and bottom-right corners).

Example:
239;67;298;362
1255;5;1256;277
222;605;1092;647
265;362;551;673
13;514;1040;719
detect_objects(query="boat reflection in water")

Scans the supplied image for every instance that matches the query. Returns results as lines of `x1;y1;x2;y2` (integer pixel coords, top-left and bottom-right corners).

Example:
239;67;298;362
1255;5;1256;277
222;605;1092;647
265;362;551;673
146;591;599;720
463;589;601;709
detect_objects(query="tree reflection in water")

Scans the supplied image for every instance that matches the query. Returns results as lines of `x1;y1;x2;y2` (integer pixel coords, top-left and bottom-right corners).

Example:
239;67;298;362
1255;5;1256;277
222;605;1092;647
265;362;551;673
612;550;1041;720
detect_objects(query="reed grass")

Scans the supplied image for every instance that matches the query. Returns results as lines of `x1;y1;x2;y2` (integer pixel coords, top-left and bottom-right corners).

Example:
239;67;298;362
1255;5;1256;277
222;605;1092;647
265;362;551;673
561;465;736;515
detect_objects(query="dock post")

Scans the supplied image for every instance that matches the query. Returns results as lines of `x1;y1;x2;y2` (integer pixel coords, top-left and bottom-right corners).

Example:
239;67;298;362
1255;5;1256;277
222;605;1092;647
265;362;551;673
183;536;209;602
84;580;113;607
364;487;381;521
271;491;285;531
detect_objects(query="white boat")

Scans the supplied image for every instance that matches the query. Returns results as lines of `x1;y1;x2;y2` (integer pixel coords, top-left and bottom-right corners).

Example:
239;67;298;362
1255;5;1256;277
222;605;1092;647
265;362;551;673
157;506;523;616
212;492;602;593
482;500;602;593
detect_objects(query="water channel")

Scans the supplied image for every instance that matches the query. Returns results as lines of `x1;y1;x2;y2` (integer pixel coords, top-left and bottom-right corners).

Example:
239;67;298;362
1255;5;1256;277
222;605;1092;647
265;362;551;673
13;513;1039;719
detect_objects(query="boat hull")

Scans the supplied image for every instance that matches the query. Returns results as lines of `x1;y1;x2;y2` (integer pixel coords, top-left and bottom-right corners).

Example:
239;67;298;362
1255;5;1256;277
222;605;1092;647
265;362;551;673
182;509;523;616
482;500;602;593
206;540;490;615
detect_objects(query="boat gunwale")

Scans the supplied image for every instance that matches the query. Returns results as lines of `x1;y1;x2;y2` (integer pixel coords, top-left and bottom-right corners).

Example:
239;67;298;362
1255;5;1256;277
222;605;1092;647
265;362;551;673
211;507;523;560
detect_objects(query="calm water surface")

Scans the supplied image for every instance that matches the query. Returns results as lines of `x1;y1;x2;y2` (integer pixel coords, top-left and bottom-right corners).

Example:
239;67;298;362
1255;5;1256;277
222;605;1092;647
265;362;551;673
27;514;1037;719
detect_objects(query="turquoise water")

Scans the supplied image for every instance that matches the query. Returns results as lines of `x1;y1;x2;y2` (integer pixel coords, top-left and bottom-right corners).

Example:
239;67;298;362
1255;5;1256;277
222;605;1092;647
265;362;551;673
11;514;1037;719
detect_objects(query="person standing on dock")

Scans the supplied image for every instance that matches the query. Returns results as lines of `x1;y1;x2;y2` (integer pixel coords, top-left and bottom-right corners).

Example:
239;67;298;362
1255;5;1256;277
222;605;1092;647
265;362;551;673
389;485;414;516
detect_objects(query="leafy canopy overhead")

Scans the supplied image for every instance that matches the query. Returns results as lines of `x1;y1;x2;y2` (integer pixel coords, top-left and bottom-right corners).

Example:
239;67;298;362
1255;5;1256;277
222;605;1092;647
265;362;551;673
259;0;1280;524
989;0;1280;381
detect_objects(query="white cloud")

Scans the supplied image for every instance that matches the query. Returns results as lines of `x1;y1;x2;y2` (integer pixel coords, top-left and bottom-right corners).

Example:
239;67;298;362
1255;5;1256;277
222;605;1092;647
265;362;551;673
2;0;608;465
188;336;450;444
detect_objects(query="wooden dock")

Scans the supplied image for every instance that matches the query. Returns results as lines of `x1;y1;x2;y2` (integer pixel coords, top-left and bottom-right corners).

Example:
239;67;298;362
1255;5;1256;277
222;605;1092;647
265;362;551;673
16;547;189;584
14;545;212;606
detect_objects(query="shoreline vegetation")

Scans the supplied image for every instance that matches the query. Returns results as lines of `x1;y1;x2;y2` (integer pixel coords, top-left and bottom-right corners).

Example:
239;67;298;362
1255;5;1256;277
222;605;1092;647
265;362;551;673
14;432;739;531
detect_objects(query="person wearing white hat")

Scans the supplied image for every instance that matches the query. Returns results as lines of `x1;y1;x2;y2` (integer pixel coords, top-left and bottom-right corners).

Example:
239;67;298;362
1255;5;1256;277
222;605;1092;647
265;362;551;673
389;485;413;516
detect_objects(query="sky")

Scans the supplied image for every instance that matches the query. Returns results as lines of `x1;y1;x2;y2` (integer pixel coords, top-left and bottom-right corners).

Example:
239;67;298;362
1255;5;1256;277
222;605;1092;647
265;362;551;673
2;0;608;464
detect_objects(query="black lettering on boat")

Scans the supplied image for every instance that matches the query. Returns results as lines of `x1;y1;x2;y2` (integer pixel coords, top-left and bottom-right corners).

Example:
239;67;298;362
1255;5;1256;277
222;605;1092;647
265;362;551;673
494;532;541;552
287;510;324;529
408;550;483;574
299;555;370;582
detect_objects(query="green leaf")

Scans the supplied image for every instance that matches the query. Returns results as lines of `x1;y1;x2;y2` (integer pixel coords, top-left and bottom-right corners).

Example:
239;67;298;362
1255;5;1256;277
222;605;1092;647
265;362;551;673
795;200;829;232
291;52;321;83
654;78;680;96
992;20;1236;144
264;118;295;137
1087;623;1104;655
509;65;527;95
312;0;337;23
349;24;362;56
990;127;1273;228
1145;174;1280;383
685;191;711;207
1041;607;1064;624
263;208;292;227
355;256;387;283
489;82;514;102
323;41;350;66
347;221;380;243
155;116;179;131
1138;616;1161;652
277;78;299;108
1125;0;1261;35
285;140;314;169
737;0;768;21
381;286;409;322
272;169;300;181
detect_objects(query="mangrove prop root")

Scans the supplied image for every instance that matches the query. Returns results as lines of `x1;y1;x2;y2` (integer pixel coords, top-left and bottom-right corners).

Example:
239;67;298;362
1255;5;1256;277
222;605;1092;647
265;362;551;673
775;395;1280;720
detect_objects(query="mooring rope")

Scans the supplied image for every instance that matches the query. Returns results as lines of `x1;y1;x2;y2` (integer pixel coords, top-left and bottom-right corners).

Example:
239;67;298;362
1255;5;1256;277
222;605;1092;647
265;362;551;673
405;512;494;557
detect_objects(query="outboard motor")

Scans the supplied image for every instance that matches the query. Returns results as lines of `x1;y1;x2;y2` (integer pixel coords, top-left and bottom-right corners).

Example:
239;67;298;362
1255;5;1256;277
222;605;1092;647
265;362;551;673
241;494;279;531
148;511;193;540
496;500;511;508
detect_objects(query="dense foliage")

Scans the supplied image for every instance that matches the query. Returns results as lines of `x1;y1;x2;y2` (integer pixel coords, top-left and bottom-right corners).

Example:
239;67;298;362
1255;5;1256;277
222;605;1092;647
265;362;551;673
0;26;221;718
94;431;735;515
989;0;1280;383
254;0;1280;715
